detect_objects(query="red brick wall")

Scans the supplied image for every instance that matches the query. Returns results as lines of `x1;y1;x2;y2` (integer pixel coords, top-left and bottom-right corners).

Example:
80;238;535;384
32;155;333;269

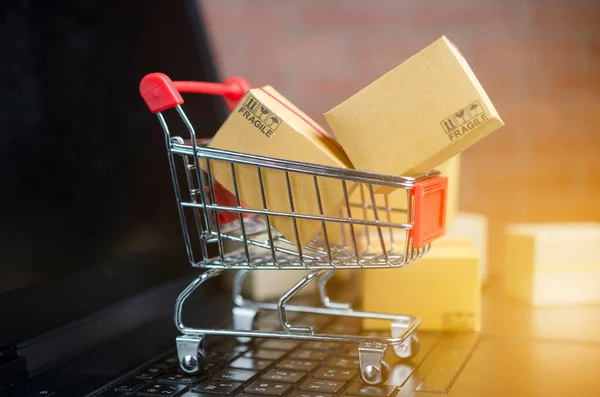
201;0;600;276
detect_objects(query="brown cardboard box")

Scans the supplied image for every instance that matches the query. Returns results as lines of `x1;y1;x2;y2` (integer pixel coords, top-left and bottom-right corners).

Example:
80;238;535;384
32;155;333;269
324;36;503;188
202;86;354;247
446;212;489;284
362;238;481;331
504;223;600;306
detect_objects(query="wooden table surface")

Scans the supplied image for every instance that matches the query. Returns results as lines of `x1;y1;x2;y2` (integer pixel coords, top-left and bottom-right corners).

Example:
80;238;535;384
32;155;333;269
417;278;600;396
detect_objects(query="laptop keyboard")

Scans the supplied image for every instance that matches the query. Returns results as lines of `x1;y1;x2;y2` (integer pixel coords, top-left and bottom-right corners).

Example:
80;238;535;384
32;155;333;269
93;313;476;397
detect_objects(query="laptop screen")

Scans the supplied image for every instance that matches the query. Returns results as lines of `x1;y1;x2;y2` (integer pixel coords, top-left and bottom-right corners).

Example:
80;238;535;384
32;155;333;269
0;0;227;347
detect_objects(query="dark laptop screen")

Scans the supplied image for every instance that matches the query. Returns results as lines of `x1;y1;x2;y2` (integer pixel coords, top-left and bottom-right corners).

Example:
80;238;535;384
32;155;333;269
0;0;227;347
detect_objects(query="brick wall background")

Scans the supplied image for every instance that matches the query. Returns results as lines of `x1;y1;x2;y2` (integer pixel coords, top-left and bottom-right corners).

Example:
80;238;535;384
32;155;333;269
201;0;600;277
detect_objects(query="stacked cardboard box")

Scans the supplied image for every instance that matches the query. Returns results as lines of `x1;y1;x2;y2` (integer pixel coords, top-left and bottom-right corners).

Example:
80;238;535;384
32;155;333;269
505;223;600;306
446;212;489;284
362;239;481;331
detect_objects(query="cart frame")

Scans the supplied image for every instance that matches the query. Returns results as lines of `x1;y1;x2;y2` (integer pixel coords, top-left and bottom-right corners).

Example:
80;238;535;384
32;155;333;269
139;73;448;384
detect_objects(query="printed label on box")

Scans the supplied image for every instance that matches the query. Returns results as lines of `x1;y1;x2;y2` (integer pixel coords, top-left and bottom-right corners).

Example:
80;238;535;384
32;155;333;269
440;100;489;142
239;95;279;138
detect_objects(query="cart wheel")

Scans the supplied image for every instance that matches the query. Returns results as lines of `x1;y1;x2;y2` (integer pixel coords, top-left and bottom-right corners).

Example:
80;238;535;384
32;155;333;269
176;334;206;374
362;360;390;385
393;333;420;360
358;342;389;385
232;306;259;343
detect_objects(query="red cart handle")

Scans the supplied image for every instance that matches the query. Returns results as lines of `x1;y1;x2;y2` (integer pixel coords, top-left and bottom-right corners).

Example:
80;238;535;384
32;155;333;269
139;72;250;113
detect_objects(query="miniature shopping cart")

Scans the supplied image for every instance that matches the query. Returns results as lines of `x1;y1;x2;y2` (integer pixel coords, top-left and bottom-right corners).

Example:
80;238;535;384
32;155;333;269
139;73;448;385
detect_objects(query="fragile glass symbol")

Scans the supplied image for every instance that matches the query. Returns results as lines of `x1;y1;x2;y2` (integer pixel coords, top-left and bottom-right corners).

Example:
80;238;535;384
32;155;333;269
454;109;471;125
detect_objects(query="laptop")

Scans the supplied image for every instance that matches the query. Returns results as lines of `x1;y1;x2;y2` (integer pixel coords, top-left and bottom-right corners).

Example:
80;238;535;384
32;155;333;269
0;1;504;396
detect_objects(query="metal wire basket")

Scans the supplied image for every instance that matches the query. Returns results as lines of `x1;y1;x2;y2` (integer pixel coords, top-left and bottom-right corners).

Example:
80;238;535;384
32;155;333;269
140;73;448;385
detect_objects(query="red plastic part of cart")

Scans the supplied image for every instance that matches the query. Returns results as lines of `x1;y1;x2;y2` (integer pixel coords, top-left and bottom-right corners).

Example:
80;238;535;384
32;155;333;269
139;73;254;226
139;73;250;113
410;176;448;249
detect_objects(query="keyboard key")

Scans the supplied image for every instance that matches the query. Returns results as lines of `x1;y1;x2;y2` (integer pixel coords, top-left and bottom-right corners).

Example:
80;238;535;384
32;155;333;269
114;377;147;392
198;360;224;373
232;395;262;397
158;370;206;385
313;367;357;382
276;359;319;372
207;350;245;361
27;389;56;397
244;349;288;361
324;357;359;370
136;367;165;380
345;380;396;397
299;378;345;394
192;380;243;395
289;391;334;397
289;350;329;361
180;392;203;397
212;367;259;382
337;346;360;359
230;357;273;371
137;383;187;396
261;369;307;383
230;395;262;397
301;342;341;352
244;380;293;396
96;390;124;397
155;357;179;369
259;340;299;350
212;343;249;356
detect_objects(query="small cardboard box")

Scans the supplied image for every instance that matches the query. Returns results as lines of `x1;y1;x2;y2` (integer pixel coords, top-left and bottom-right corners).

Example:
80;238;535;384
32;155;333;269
246;270;317;301
505;223;600;306
446;212;488;284
362;238;481;331
324;36;503;187
202;86;354;247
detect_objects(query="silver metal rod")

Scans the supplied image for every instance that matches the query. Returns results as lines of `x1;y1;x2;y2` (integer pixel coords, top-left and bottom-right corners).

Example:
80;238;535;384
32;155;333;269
383;193;395;250
176;106;210;240
278;270;321;333
318;270;351;309
368;184;390;265
285;171;304;264
182;155;209;262
157;113;197;265
175;269;223;332
232;269;251;307
204;159;226;263
179;202;413;229
342;181;361;267
257;166;278;266
313;176;334;265
171;142;439;187
230;162;251;264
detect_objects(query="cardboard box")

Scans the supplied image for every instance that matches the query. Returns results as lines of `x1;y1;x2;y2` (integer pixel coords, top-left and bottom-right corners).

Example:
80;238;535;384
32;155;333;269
202;86;354;247
362;238;481;331
324;36;503;187
244;270;317;301
504;223;600;306
446;212;488;284
326;155;459;248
